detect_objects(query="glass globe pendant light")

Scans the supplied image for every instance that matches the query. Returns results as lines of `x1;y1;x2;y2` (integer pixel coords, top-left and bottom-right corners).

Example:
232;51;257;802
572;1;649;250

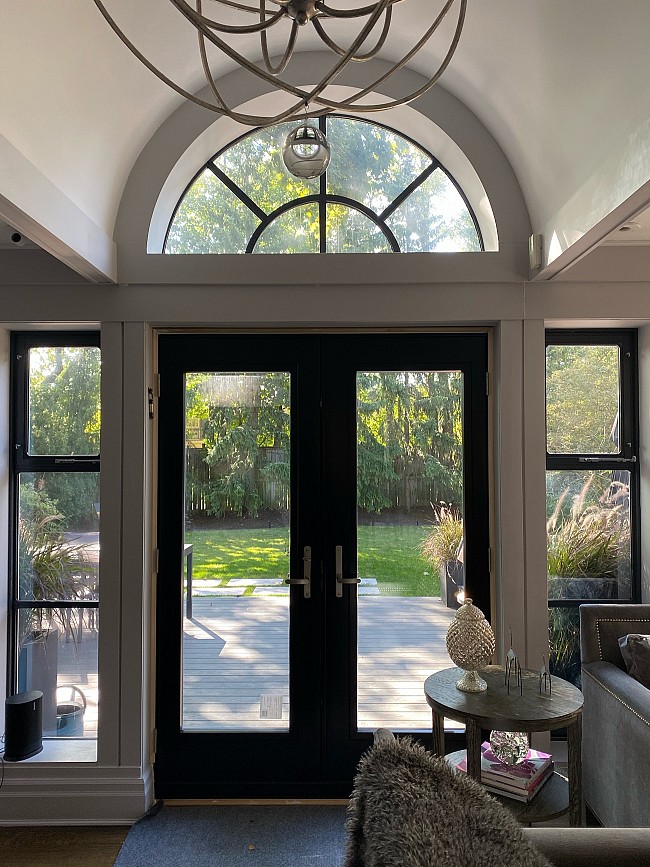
282;124;331;179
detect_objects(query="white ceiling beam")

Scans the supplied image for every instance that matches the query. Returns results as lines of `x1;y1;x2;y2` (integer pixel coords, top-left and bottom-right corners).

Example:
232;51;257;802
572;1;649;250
0;134;116;284
532;180;650;282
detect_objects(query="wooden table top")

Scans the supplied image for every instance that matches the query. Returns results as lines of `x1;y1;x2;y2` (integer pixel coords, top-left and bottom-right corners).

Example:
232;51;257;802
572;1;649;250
424;665;583;731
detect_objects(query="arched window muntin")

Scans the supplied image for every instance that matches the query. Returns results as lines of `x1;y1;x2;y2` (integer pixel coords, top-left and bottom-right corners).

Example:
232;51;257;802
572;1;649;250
164;114;484;255
246;194;401;253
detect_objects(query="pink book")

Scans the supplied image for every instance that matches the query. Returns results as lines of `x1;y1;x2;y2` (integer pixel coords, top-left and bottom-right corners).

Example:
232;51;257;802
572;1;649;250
453;742;553;789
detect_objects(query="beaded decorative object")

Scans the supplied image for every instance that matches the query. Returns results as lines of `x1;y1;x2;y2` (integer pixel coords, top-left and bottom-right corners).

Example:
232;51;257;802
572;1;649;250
445;597;496;692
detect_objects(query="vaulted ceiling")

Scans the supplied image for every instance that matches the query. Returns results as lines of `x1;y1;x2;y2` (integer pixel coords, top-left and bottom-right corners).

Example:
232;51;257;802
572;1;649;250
1;0;649;282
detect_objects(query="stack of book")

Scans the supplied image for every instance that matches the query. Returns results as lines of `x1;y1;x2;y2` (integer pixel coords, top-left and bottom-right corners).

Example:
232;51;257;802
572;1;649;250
451;741;554;803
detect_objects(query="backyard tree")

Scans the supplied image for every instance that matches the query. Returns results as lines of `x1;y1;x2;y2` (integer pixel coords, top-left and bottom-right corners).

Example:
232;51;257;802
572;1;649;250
23;346;101;527
546;343;619;455
185;369;464;520
545;342;621;520
188;372;291;517
357;371;463;515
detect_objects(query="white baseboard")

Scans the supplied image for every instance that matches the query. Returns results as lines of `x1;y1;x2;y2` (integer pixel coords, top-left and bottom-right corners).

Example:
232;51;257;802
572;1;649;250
0;769;152;825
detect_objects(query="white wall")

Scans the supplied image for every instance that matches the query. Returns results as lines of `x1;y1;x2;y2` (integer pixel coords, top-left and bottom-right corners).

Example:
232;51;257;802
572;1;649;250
0;277;646;822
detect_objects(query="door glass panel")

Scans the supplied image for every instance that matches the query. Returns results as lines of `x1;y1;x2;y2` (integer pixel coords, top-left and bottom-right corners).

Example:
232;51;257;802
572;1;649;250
356;371;464;731
546;344;620;454
28;346;101;456
183;372;291;731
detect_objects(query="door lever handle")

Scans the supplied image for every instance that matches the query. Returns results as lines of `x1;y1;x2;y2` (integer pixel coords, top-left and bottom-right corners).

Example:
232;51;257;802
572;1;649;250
285;545;311;598
335;545;361;598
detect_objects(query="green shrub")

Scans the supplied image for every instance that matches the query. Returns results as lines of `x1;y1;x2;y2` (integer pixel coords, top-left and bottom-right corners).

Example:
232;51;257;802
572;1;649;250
547;478;628;580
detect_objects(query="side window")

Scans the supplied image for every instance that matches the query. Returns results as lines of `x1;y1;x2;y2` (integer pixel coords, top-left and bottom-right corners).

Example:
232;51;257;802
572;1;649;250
545;331;639;686
9;333;100;740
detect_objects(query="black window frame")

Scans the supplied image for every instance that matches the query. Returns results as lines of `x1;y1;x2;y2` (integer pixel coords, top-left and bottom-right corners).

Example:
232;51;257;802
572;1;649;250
7;331;101;698
163;114;484;255
545;328;640;610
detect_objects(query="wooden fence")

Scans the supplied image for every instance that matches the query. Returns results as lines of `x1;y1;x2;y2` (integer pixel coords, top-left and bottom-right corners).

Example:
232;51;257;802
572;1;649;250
185;446;289;515
186;446;457;517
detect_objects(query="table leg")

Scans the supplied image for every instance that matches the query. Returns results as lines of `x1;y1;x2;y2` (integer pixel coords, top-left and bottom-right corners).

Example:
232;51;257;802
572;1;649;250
466;719;482;781
432;710;445;756
567;714;583;826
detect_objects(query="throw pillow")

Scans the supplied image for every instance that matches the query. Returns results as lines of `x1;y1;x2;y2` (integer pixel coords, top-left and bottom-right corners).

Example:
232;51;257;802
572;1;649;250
618;633;650;688
344;735;552;867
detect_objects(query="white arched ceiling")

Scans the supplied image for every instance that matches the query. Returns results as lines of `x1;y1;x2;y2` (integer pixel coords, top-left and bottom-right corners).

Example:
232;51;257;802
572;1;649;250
1;0;649;280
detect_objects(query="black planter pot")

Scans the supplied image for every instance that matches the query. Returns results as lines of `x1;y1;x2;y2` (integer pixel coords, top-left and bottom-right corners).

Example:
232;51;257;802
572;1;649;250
440;560;464;609
18;628;59;732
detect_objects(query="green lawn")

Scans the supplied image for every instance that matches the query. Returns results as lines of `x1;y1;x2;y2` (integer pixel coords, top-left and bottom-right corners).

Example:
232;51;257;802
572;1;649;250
185;524;439;597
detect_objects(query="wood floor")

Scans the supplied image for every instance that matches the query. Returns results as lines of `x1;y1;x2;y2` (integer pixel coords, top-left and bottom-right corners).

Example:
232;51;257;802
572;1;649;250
0;826;129;867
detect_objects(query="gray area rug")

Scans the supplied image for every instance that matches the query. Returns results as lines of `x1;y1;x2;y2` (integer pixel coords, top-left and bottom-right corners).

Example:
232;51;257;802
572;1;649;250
114;804;348;866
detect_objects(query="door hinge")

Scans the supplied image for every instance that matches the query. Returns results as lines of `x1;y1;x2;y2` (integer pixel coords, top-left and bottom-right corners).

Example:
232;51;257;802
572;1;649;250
486;372;490;396
488;546;494;573
154;548;160;573
152;728;157;757
148;387;155;420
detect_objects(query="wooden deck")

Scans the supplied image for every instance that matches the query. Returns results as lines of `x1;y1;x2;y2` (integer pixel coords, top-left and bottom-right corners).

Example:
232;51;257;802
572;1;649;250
52;596;456;739
182;596;456;732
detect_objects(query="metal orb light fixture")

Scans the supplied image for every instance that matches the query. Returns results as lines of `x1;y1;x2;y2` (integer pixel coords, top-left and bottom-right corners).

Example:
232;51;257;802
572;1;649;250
92;0;467;127
282;124;331;177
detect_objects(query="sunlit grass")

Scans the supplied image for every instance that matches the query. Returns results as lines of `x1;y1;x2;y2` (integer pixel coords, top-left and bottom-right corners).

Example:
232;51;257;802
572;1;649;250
185;524;439;597
186;529;289;580
358;525;438;596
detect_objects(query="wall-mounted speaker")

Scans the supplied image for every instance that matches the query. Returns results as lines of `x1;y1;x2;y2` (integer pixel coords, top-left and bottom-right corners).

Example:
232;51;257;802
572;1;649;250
4;690;43;761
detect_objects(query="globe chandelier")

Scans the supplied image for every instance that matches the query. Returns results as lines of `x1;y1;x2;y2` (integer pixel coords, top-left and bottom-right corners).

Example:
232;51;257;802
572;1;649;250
92;0;467;127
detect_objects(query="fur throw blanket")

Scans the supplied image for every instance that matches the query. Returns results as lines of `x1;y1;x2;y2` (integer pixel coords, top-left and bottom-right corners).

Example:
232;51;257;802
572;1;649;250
344;735;553;867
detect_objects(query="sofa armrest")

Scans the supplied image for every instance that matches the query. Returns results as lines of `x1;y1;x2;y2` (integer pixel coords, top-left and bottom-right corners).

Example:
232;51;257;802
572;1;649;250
582;660;650;724
580;604;650;667
581;660;650;826
523;828;650;867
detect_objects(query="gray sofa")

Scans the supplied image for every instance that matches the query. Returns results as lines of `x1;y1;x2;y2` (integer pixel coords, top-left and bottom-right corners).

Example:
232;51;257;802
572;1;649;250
523;827;650;866
580;603;650;827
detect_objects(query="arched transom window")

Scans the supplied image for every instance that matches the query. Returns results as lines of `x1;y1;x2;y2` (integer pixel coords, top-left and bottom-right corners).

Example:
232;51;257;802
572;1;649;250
164;116;483;255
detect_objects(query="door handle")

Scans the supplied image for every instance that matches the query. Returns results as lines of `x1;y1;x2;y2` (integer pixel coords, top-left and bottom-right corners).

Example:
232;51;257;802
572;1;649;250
335;545;361;598
285;545;311;598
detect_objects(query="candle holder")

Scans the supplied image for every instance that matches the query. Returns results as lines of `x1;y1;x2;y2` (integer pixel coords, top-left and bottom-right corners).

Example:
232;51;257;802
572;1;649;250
539;654;552;694
504;628;522;696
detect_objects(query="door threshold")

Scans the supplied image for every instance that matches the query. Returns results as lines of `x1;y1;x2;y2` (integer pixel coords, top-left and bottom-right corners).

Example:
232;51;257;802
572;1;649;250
162;798;349;806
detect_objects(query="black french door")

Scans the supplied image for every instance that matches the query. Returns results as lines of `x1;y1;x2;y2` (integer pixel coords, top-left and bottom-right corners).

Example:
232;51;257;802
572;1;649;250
155;333;489;798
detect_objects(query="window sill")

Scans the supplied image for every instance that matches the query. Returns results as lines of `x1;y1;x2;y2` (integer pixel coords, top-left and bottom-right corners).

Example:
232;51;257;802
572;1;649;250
19;738;97;763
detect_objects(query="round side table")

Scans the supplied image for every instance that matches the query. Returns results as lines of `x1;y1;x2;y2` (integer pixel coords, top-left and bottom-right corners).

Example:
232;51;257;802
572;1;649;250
424;665;583;826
